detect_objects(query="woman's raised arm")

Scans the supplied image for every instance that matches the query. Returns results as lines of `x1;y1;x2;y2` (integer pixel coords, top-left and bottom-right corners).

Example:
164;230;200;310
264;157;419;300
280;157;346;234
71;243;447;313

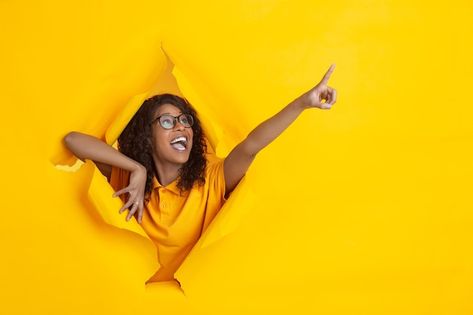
223;64;338;195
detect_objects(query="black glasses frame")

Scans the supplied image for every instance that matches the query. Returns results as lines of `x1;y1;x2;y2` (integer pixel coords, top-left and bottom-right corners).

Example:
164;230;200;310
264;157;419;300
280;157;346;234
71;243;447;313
151;113;194;130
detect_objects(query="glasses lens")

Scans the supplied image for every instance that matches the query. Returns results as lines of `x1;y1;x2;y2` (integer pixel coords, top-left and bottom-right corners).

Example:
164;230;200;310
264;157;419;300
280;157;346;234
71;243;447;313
179;114;194;127
159;115;174;129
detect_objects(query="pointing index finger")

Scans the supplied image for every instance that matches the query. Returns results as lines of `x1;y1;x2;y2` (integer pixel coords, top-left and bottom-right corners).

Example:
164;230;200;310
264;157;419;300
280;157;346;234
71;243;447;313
319;64;336;85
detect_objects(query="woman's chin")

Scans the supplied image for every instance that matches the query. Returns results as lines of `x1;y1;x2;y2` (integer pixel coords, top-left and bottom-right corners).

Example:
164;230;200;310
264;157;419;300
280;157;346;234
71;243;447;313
159;147;191;165
171;153;190;165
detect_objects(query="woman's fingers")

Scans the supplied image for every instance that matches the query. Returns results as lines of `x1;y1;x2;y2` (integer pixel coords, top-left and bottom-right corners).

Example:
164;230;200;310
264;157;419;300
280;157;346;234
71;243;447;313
118;197;144;222
318;87;337;110
119;198;134;214
113;183;145;222
137;203;144;224
126;202;139;221
326;87;337;106
319;64;336;86
113;187;129;198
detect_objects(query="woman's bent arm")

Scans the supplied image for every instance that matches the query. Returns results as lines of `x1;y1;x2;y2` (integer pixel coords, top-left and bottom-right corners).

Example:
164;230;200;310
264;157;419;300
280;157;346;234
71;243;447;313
63;131;144;178
63;131;147;223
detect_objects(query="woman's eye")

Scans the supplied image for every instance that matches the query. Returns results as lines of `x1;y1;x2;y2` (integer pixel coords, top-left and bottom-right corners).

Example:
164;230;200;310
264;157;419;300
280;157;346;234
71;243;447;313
160;117;174;128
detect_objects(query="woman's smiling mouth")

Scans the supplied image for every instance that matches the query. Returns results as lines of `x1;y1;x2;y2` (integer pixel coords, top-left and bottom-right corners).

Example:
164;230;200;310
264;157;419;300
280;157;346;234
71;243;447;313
170;136;188;151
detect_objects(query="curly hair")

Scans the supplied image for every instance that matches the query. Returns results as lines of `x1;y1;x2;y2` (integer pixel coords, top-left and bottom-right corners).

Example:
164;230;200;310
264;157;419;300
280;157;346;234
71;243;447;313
117;93;207;198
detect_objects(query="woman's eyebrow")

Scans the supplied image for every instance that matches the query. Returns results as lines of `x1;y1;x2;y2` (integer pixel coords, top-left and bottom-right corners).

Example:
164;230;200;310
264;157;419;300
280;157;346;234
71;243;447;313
156;112;182;117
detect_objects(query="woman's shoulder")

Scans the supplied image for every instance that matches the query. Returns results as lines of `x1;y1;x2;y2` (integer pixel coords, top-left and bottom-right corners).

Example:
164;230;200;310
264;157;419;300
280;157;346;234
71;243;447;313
205;153;224;174
203;153;226;193
205;152;224;164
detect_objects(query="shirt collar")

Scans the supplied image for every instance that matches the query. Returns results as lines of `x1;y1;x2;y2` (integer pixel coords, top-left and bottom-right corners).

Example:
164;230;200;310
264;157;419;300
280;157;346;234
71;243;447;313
152;176;182;195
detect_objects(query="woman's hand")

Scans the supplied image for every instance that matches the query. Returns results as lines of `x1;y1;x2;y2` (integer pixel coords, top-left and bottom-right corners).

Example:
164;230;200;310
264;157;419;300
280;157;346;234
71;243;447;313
297;64;337;110
112;165;147;224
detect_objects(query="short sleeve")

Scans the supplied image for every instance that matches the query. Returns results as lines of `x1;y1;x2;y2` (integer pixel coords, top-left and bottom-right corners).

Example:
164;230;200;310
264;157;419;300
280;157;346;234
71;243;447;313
108;165;131;203
200;156;227;232
206;156;227;202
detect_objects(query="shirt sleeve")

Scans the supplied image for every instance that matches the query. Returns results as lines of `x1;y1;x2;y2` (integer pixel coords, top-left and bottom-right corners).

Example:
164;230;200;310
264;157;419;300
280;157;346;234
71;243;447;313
201;156;227;232
108;165;131;204
206;155;227;202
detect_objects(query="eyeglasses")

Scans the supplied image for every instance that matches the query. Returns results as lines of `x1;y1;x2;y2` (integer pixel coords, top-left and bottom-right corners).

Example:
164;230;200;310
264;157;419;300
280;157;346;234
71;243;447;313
152;113;194;130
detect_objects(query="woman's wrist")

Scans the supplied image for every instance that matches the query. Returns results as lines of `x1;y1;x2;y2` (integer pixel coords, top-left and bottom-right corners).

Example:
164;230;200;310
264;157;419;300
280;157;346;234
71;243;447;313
290;96;308;111
130;161;146;173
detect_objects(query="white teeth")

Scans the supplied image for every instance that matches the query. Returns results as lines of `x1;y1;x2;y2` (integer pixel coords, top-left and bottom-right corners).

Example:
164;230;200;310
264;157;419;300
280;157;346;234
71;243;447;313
170;136;187;144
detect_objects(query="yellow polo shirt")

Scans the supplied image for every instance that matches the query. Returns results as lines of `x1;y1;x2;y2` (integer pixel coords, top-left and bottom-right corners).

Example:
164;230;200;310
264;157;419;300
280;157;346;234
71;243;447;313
109;154;227;284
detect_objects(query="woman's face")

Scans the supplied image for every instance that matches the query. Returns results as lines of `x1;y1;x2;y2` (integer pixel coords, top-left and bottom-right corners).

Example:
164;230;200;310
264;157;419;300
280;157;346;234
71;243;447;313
151;103;194;166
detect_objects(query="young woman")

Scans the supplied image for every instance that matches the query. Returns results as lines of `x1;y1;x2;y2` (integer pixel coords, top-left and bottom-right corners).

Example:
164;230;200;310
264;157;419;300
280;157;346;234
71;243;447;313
64;64;337;285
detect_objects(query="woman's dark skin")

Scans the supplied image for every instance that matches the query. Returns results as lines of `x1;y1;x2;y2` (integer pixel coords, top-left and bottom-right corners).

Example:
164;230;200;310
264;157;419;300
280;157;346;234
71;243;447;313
64;64;337;223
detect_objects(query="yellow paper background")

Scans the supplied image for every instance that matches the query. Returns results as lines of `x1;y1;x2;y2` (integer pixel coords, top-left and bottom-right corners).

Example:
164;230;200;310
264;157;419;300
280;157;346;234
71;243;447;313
1;0;472;314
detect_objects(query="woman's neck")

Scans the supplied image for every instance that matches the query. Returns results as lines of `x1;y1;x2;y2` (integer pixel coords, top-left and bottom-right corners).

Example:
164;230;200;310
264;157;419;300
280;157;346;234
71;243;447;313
153;158;182;186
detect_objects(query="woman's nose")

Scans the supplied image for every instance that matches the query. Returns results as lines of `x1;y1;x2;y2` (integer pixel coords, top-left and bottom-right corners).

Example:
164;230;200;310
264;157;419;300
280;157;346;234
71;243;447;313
174;121;185;131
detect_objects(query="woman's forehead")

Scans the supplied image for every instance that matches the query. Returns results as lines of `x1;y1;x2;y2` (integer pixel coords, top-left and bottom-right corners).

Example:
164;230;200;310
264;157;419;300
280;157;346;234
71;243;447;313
155;103;182;116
